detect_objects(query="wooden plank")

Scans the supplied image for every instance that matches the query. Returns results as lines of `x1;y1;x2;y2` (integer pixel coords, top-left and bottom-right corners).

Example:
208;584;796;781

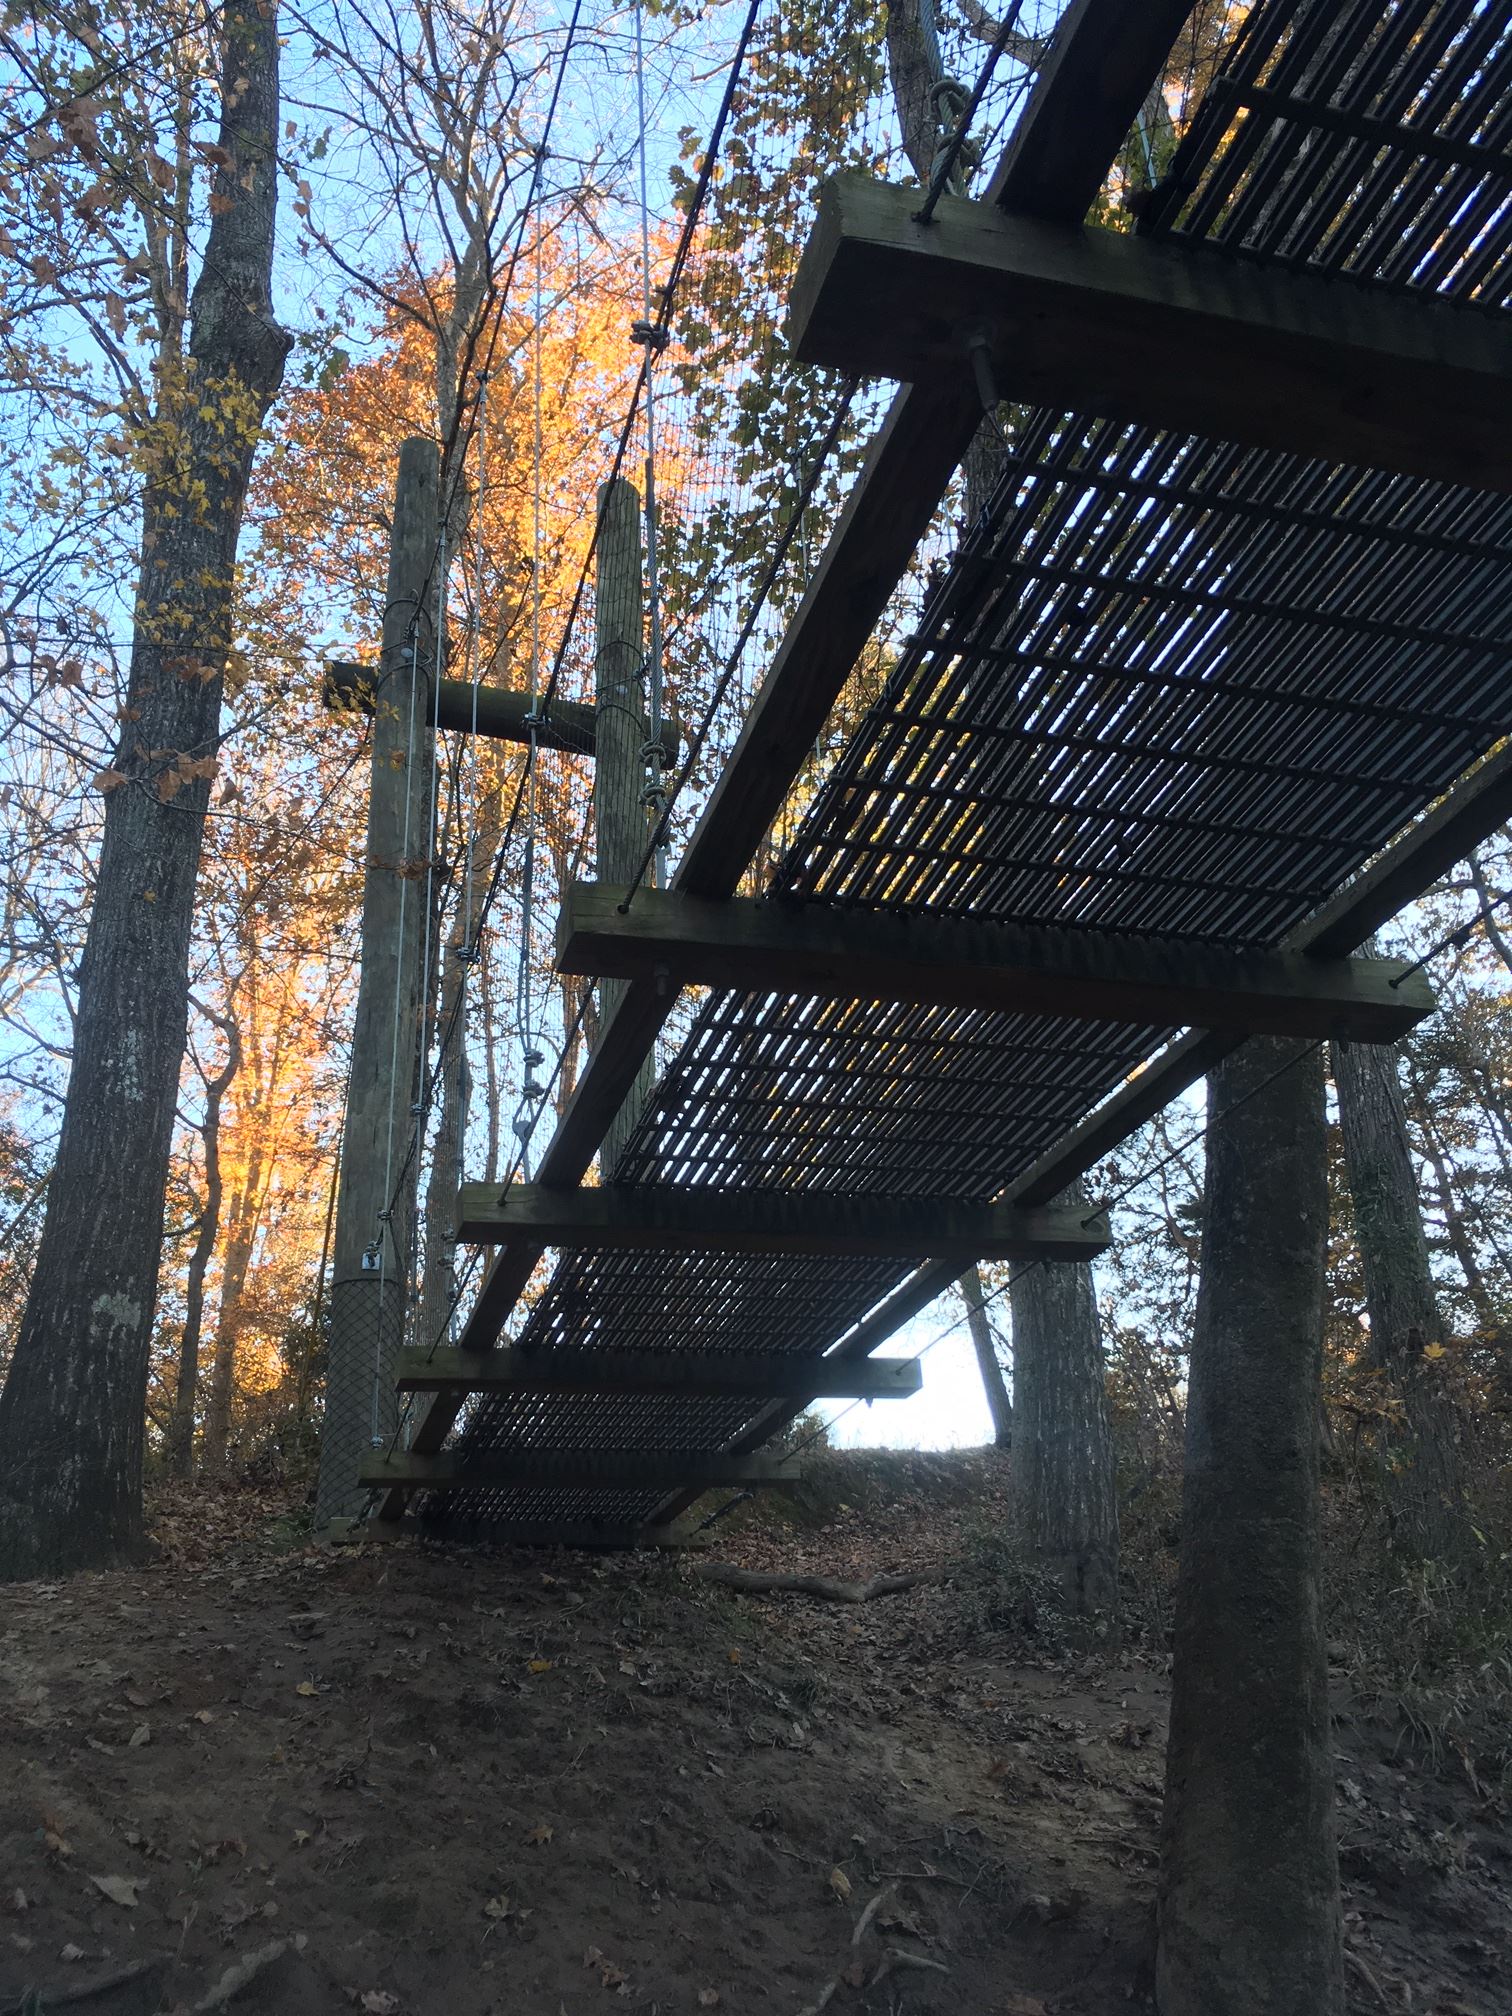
325;660;681;766
398;1515;704;1550
396;1345;922;1400
456;1183;1110;1263
385;0;1206;1510
362;1448;805;1494
558;882;1435;1043
790;176;1512;493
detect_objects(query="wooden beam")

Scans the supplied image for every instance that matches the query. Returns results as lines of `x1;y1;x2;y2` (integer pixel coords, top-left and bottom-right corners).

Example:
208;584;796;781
325;660;681;767
384;0;1205;1513
396;1345;922;1401
557;882;1435;1044
456;1182;1110;1264
399;1515;703;1550
790;176;1512;494
362;1448;805;1494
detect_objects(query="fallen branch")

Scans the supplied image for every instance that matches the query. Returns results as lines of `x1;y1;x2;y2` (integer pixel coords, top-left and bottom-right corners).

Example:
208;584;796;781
695;1565;940;1603
193;1936;299;2011
2;1957;165;2013
871;1947;951;1988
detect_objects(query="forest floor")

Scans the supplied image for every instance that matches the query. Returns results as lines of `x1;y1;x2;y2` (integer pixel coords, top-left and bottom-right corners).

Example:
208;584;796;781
1;1448;1508;2016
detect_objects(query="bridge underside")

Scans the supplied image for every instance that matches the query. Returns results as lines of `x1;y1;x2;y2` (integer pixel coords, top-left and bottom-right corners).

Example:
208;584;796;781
363;0;1512;1543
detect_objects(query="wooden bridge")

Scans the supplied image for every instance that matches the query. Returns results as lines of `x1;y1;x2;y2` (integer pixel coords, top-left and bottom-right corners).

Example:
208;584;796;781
358;0;1512;1543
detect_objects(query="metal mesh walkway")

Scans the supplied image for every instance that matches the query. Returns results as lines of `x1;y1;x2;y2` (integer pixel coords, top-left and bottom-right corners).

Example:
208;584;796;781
386;0;1512;1538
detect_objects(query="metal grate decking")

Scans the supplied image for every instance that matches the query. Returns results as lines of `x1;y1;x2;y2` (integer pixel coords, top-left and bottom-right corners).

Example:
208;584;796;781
410;0;1512;1537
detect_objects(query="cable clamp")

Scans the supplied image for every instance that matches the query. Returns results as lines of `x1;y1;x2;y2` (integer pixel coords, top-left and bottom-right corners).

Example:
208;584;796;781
630;318;670;354
361;1242;383;1274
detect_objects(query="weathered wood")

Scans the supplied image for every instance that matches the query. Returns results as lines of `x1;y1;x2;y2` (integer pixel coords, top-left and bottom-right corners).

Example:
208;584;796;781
457;1181;1110;1263
325;659;681;766
401;1517;703;1550
317;439;439;1530
792;175;1512;493
363;1448;805;1494
396;1345;922;1400
558;883;1434;1043
386;0;1212;1512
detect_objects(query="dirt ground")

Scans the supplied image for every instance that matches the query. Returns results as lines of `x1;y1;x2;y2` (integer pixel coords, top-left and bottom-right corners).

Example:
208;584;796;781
1;1449;1508;2016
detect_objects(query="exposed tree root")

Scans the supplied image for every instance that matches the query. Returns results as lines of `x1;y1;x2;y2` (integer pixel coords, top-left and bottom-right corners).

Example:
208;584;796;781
693;1565;940;1602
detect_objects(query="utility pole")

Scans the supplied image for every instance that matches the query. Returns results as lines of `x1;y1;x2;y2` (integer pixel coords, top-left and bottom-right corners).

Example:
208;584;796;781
316;437;440;1530
594;478;657;1177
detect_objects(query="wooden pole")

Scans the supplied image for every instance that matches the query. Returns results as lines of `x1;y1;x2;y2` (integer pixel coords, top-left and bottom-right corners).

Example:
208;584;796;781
593;479;656;1177
316;438;440;1529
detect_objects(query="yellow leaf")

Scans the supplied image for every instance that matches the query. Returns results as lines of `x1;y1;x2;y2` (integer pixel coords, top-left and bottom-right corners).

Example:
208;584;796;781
527;1657;553;1675
295;1680;319;1698
1422;1342;1447;1361
829;1866;852;1901
482;1893;512;1919
526;1822;553;1847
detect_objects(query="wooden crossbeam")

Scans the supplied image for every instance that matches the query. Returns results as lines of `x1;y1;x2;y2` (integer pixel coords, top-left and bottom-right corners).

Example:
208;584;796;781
455;1182;1110;1264
324;661;681;765
396;1345;922;1401
394;1516;702;1550
362;1448;804;1494
790;176;1512;493
557;882;1435;1044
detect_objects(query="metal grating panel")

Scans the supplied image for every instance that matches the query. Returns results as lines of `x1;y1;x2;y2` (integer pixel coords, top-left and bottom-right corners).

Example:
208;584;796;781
435;0;1512;1532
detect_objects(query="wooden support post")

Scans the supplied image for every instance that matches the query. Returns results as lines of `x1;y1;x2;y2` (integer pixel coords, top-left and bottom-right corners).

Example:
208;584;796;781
790;175;1512;493
557;883;1435;1044
456;1181;1110;1263
360;1447;805;1495
395;1345;922;1401
594;478;657;1177
316;438;439;1529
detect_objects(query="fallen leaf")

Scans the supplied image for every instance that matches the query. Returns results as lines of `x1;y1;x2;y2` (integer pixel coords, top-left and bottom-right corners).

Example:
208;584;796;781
526;1822;554;1847
527;1658;553;1675
727;1648;741;1665
482;1893;512;1920
699;1991;721;2007
582;1945;626;1989
89;1873;143;1908
360;1996;400;2015
294;1680;320;1698
60;1942;86;1962
829;1866;852;1901
10;1889;28;1913
292;1830;312;1848
125;1689;149;1708
194;1709;214;1725
999;1997;1048;2015
128;1722;151;1747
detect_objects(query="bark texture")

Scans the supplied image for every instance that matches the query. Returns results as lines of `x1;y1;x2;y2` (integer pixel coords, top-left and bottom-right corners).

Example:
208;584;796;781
1009;1182;1118;1617
1333;1035;1466;1558
0;0;290;1578
961;1263;1012;1447
1157;1038;1343;2016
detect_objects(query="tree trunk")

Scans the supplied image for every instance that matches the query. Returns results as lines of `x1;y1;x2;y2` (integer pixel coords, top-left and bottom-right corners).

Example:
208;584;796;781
1157;1038;1342;2016
166;1021;239;1476
0;0;290;1579
1333;1036;1467;1559
960;1264;1012;1446
1009;1181;1119;1617
200;1199;260;1473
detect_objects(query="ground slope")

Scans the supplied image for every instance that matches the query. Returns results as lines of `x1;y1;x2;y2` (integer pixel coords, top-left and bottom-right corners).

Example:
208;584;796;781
1;1451;1506;2015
